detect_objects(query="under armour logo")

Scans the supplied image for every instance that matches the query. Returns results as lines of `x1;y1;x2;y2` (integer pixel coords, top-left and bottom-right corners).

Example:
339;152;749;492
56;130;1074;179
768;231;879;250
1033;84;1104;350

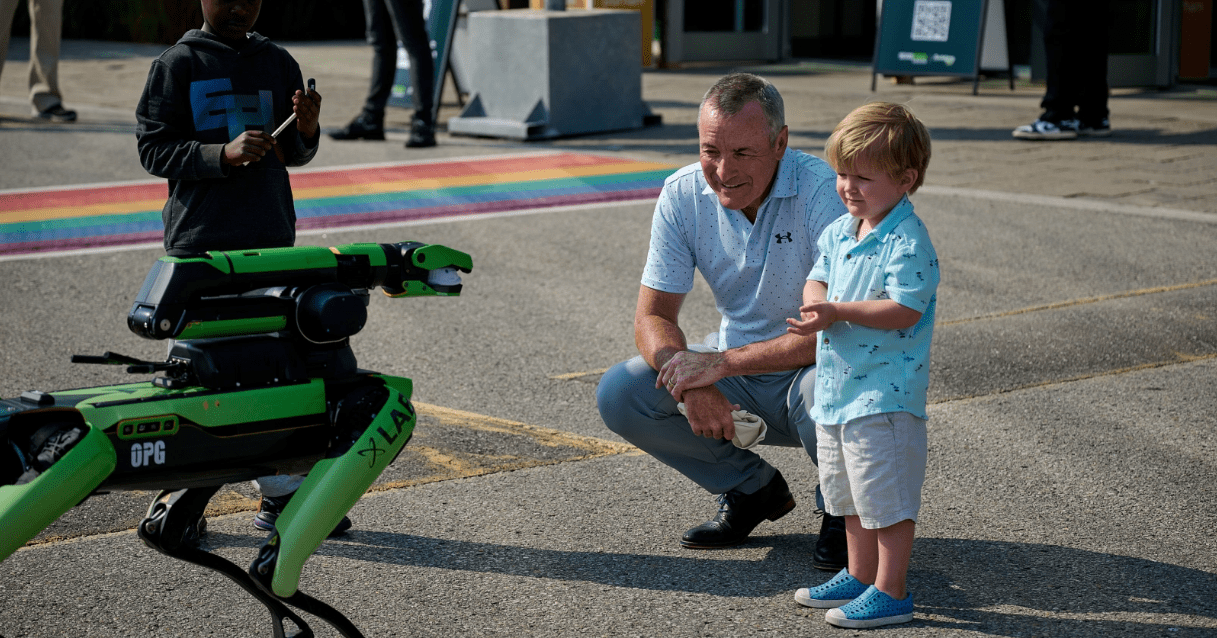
774;232;793;243
357;438;386;468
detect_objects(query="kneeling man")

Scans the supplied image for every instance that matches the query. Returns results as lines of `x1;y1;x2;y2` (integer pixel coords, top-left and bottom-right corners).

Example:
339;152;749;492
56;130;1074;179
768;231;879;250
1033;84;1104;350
597;73;847;569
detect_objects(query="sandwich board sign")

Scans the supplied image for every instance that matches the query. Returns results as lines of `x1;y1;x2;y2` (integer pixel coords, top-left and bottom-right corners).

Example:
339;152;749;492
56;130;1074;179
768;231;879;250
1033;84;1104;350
871;0;1013;95
388;0;462;122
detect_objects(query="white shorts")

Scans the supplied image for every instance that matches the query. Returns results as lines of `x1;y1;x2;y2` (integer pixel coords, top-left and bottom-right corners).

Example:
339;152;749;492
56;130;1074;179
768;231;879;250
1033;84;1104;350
817;411;927;529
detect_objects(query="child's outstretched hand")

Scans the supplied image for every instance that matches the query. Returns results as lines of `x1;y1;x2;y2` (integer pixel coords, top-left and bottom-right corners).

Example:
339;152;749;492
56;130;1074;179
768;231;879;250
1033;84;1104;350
222;130;274;165
786;301;838;336
292;85;321;138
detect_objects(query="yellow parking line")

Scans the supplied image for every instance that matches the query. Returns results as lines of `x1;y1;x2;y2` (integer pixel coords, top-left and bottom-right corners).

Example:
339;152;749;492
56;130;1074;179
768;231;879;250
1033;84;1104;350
548;368;610;381
365;402;639;493
940;278;1217;326
931;352;1217;405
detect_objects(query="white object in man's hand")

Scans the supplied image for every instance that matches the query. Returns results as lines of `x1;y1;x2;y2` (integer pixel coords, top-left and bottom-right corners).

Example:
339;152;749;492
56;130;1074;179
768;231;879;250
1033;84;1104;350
677;403;768;449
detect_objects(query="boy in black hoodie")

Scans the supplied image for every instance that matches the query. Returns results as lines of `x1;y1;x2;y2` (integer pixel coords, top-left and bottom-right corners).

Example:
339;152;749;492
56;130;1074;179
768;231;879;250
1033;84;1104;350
136;0;321;256
136;0;347;535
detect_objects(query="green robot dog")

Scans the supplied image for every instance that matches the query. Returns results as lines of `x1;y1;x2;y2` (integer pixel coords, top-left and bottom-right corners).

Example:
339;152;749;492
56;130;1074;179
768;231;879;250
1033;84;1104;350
0;241;472;638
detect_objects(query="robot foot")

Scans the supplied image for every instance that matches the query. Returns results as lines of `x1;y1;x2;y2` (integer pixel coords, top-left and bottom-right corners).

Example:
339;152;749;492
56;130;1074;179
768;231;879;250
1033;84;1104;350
139;487;364;638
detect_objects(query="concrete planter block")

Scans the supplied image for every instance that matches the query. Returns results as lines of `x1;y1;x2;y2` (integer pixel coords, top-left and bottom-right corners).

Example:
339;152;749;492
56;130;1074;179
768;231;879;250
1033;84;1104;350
447;9;660;140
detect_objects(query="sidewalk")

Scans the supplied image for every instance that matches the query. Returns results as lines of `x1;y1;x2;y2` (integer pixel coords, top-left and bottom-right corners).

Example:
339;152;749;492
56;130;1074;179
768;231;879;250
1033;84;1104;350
3;38;1216;213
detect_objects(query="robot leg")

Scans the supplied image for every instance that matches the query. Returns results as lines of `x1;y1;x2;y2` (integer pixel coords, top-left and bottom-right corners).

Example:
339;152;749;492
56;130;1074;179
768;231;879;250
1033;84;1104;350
138;486;319;638
250;379;416;598
1;415;115;561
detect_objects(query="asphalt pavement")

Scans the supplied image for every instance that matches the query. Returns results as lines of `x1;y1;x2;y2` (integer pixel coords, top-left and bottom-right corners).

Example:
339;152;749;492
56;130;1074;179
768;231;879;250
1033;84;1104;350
1;37;1216;637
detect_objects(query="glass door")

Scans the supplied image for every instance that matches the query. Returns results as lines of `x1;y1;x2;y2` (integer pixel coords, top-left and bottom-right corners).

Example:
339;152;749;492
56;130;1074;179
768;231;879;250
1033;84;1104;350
664;0;785;63
1107;0;1177;87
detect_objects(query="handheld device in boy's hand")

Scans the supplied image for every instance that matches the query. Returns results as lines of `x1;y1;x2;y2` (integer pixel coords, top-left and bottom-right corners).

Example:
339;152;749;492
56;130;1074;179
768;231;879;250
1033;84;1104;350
273;78;316;139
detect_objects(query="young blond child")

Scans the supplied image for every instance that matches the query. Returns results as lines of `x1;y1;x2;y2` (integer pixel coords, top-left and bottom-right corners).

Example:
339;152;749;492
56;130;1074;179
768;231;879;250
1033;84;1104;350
786;102;939;629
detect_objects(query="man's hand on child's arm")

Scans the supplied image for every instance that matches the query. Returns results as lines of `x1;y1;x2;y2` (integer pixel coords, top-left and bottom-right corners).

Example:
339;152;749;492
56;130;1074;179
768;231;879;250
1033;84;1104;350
293;87;321;138
222;131;274;165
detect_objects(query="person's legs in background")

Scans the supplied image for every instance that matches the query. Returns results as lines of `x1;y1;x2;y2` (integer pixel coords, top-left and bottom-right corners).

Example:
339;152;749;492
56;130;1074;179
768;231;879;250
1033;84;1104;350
382;0;436;147
1;0;76;121
27;0;73;120
329;0;394;140
1014;0;1110;140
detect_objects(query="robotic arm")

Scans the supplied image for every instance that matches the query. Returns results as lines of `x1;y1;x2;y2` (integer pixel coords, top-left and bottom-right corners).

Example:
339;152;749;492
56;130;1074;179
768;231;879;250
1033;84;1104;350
128;241;472;341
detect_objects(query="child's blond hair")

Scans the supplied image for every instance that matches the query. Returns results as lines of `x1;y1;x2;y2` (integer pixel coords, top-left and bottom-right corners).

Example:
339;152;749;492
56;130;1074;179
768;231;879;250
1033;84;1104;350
825;102;931;193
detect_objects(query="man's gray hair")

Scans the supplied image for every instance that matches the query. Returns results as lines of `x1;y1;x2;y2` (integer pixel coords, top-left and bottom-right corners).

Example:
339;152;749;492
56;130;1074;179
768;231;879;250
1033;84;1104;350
700;73;786;144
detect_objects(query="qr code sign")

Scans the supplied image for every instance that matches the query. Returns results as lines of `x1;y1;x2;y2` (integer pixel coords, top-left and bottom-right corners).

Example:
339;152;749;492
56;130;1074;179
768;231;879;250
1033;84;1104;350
910;0;952;42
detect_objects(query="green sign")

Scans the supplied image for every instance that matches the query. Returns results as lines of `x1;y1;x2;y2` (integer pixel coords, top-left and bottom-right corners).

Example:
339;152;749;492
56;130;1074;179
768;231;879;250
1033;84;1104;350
871;0;1010;93
388;0;462;122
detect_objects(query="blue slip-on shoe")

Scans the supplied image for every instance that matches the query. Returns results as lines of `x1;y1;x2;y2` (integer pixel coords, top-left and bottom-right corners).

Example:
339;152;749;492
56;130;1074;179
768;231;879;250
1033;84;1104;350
824;585;914;628
795;568;869;609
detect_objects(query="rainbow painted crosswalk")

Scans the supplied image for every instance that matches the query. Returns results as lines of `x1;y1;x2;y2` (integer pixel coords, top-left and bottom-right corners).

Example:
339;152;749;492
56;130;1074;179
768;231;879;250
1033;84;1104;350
0;152;676;258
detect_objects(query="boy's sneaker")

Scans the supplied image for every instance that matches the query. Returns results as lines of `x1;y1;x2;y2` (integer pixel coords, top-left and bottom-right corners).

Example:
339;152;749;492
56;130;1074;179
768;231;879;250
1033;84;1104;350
1075;118;1112;137
254;493;353;537
1012;118;1078;140
824;585;914;629
795;568;869;609
15;424;85;485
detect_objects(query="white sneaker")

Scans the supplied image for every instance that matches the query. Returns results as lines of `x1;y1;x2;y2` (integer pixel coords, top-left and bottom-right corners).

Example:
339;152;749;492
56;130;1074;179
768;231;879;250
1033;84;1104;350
1012;119;1078;140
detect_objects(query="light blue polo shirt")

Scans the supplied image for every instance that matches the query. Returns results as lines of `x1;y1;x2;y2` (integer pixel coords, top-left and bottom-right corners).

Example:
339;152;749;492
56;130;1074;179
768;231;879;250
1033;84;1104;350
808;196;939;424
641;148;844;351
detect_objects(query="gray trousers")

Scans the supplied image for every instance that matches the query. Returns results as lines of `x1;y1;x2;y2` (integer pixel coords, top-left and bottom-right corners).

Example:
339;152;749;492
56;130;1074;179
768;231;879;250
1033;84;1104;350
597;353;824;505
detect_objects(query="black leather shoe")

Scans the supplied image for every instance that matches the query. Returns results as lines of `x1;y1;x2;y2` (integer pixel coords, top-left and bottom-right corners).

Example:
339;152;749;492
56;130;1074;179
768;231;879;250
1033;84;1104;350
34;104;77;122
329;117;385;141
811;509;848;571
680;470;796;549
405;117;436;148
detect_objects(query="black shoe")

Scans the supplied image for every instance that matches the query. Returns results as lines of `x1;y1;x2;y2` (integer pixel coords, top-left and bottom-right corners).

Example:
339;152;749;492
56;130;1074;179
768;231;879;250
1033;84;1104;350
680;470;796;549
253;493;353;538
811;509;848;571
15;423;85;485
405;117;436;148
329;117;385;141
1075;118;1112;137
34;104;77;122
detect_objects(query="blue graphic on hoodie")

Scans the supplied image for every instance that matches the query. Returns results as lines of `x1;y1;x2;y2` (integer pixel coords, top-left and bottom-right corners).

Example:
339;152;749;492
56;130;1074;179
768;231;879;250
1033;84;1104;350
191;78;273;139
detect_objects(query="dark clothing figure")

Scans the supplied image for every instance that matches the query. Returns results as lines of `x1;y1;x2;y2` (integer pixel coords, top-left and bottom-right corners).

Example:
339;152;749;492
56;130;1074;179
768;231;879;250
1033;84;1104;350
136;29;319;255
331;0;437;147
1040;0;1110;127
1013;0;1111;140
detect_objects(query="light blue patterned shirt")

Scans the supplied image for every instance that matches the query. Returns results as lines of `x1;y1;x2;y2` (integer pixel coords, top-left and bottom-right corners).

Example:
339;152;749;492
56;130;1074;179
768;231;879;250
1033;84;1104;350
641;149;845;351
808;196;939;424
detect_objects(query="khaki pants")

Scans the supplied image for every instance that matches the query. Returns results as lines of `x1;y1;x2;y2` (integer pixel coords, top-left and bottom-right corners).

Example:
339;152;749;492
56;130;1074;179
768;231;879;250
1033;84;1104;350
0;0;66;112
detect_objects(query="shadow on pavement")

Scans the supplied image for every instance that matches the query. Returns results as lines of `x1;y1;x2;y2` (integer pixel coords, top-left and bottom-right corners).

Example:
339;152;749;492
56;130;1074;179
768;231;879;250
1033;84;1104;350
928;126;1217;146
187;529;1217;635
